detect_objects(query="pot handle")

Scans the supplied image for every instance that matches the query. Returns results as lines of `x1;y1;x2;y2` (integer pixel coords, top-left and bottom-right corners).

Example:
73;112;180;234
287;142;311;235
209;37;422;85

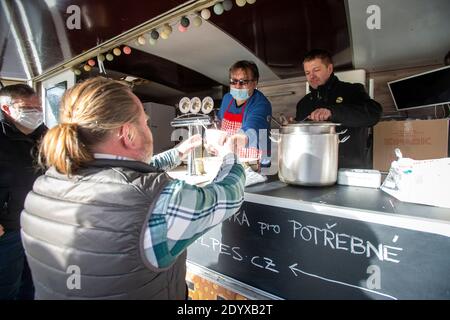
339;135;350;144
337;129;348;135
269;130;281;143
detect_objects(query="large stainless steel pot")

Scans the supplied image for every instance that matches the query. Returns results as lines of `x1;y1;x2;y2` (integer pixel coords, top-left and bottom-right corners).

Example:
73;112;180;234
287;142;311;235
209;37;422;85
274;122;349;186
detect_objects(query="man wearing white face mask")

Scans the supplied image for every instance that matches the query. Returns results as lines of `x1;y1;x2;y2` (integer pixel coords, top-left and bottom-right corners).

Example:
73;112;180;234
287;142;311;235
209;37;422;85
0;84;46;300
217;60;272;169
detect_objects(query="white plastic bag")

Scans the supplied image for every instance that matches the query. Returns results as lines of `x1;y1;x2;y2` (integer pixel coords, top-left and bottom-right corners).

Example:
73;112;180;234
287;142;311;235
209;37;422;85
244;167;267;187
381;149;450;208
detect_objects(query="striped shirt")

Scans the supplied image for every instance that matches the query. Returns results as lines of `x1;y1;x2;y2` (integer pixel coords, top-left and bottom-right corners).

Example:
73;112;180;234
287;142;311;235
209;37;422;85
95;149;245;269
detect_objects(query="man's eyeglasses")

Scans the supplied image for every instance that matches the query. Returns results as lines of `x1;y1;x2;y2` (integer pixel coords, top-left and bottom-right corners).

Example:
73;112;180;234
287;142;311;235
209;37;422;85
229;79;255;86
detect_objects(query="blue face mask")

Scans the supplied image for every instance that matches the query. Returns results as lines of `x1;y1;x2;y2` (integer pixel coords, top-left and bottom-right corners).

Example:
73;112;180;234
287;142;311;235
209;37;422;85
230;88;250;101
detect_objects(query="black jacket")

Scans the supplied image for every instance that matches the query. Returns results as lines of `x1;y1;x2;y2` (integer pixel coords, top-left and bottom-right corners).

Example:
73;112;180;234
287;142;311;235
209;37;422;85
296;74;382;168
0;114;46;231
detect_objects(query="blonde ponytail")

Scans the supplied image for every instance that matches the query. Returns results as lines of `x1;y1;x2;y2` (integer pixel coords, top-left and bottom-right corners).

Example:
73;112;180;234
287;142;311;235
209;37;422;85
38;123;92;176
38;77;140;175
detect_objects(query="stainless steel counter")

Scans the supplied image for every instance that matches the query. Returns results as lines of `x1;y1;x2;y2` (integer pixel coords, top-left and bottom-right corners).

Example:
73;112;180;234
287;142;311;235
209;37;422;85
244;175;450;237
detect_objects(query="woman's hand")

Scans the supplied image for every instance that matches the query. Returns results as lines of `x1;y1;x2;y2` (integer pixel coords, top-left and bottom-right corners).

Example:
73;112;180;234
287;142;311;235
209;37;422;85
0;224;4;238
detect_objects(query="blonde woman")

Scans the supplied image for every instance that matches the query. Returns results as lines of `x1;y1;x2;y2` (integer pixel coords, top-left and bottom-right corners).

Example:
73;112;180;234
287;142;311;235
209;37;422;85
20;77;245;300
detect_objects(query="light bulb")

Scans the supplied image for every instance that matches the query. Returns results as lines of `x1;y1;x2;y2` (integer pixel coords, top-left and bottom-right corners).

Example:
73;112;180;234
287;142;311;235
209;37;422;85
201;8;211;20
193;16;202;27
162;24;172;35
150;30;159;40
178;24;187;33
123;46;131;55
213;3;224;15
236;0;246;7
180;16;190;27
137;36;146;45
113;47;122;56
223;0;233;11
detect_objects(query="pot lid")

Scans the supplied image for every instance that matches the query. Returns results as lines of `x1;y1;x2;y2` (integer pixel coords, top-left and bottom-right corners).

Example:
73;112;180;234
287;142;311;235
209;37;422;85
284;122;341;127
280;122;341;134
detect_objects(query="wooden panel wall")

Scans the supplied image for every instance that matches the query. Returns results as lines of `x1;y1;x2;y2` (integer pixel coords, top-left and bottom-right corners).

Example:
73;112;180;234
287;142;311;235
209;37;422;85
257;77;307;124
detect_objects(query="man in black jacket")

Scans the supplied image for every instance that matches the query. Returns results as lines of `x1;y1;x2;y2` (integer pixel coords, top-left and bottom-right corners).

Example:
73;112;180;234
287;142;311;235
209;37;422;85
0;84;46;300
295;49;382;168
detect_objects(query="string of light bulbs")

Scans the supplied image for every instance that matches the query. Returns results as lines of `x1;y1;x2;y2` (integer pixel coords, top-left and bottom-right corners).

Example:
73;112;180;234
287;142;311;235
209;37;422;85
72;0;257;75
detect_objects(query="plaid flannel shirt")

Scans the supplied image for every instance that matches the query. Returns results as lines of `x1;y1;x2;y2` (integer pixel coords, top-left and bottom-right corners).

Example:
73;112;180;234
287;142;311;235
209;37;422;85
95;149;245;268
145;149;245;268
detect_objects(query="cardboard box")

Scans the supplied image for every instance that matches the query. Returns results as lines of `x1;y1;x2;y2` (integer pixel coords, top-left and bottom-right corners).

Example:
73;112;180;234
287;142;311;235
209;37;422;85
373;119;449;172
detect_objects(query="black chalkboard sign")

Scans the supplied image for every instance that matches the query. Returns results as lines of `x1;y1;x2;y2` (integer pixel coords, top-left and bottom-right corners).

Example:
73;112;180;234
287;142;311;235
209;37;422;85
187;201;450;299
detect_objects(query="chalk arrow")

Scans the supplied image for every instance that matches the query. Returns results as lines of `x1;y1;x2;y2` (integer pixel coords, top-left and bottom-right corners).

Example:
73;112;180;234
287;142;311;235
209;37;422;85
289;263;301;277
326;223;337;229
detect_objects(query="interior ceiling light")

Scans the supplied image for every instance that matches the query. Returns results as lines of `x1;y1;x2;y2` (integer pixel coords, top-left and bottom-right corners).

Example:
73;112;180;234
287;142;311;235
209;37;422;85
124;76;138;82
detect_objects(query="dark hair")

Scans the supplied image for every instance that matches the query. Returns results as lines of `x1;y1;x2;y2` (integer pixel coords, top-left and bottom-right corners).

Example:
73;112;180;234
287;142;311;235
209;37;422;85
0;84;36;100
229;60;260;82
445;50;450;66
303;49;333;66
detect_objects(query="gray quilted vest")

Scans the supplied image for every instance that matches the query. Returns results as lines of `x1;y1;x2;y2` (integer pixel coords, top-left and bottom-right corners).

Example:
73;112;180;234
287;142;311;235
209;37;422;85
21;159;187;300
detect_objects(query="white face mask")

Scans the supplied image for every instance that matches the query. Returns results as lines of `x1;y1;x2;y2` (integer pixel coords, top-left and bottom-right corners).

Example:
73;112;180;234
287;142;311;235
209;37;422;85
10;106;43;130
